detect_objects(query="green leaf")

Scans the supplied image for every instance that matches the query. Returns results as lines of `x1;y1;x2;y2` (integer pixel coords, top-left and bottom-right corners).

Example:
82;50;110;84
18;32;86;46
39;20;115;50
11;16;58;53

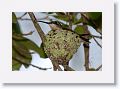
12;12;17;23
87;12;102;20
54;15;69;22
12;12;28;70
40;43;48;58
12;59;21;71
86;12;102;30
14;34;47;58
13;40;32;59
12;34;48;70
73;17;83;25
74;26;85;35
60;23;69;29
12;33;28;41
12;12;47;71
74;25;92;40
12;23;22;34
12;12;22;34
12;48;32;70
54;12;74;22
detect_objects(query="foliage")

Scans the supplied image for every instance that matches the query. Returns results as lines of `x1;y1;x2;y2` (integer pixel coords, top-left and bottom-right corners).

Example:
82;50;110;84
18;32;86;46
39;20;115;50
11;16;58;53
12;12;102;71
12;12;47;70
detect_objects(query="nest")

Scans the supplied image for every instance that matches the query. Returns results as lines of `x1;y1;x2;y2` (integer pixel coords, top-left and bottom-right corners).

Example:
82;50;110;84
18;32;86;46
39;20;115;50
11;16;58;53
44;29;81;65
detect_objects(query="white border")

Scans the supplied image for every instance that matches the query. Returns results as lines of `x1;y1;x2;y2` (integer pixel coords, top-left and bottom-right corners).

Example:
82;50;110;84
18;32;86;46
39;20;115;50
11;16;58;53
0;0;114;83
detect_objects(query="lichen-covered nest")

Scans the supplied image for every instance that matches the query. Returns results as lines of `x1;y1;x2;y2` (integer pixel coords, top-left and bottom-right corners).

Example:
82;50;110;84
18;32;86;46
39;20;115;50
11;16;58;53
44;29;81;65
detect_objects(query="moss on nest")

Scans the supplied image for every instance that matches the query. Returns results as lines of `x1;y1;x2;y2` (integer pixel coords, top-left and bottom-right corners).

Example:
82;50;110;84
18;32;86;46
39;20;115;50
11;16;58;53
44;29;81;64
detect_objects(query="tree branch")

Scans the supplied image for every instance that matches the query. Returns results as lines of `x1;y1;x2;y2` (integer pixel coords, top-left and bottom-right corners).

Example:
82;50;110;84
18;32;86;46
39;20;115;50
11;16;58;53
91;35;102;39
57;66;63;71
28;12;46;43
80;24;90;71
96;65;102;71
17;12;27;19
63;65;75;71
67;12;72;30
83;43;90;71
13;57;51;70
93;37;102;48
17;17;49;21
21;31;35;36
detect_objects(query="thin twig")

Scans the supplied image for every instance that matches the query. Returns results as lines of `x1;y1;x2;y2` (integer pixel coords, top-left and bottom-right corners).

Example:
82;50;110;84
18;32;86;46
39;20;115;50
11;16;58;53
63;65;75;71
13;57;51;70
91;35;102;39
12;31;34;41
17;17;49;21
96;65;102;71
13;31;34;37
28;12;46;43
57;66;63;71
93;37;102;48
17;12;27;19
80;34;102;39
17;18;31;21
21;31;35;36
17;13;48;21
67;12;72;30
